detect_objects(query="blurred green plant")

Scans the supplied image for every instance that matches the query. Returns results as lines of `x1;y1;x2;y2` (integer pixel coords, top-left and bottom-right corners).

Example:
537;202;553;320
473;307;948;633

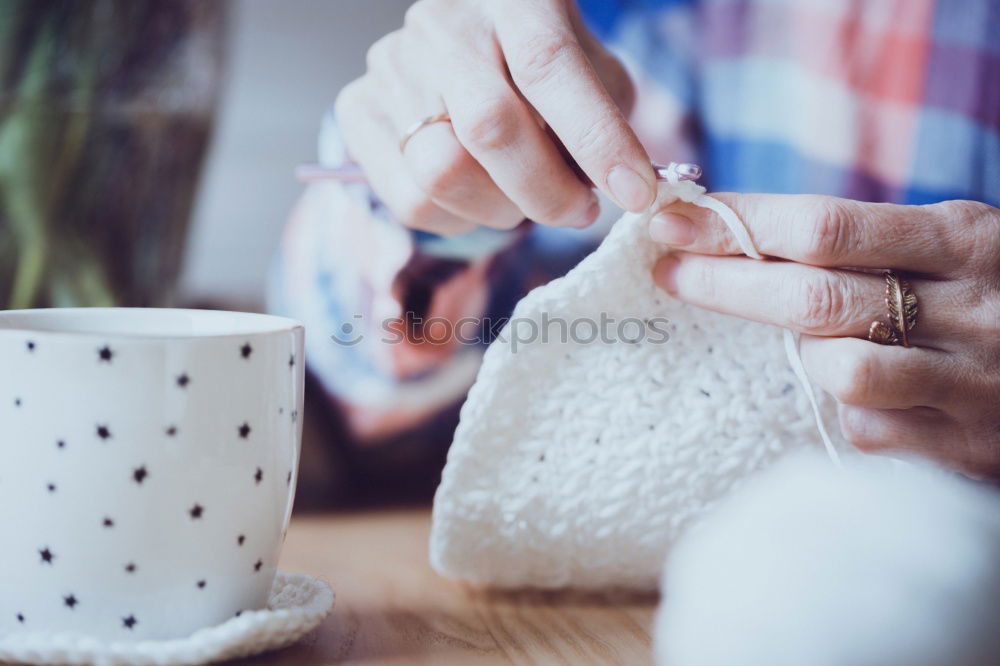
0;0;227;309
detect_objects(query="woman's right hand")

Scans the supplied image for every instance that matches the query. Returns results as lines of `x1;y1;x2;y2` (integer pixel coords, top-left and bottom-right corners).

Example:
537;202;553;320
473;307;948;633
335;0;656;236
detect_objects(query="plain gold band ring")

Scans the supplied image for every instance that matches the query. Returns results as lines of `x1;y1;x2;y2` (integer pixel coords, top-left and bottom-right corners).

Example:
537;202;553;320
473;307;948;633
399;112;451;154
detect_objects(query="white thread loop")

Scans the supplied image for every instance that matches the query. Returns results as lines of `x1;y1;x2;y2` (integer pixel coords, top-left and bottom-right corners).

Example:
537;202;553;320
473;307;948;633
685;192;842;465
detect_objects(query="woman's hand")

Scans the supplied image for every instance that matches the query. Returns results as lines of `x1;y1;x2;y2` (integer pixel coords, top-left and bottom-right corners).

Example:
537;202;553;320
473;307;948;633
335;0;656;236
650;195;1000;478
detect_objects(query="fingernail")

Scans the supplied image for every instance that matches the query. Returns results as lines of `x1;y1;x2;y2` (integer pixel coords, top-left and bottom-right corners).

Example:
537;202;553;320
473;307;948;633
607;165;654;212
653;254;680;294
649;212;695;246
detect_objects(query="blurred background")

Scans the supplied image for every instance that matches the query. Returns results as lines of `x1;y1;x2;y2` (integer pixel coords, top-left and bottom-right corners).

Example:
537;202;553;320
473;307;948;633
0;0;419;509
183;0;411;310
0;0;411;313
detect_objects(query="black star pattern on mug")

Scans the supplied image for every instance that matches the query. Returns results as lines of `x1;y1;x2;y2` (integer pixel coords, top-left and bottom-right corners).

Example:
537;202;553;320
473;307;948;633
98;346;114;363
123;615;138;630
16;613;24;623
133;466;148;485
189;503;204;520
103;517;115;528
165;425;178;437
254;559;263;572
96;424;112;441
254;467;263;484
39;547;55;564
291;410;299;423
124;562;137;574
237;534;246;546
176;373;190;388
197;579;207;589
46;483;57;493
241;343;253;359
286;470;292;486
56;439;66;449
289;354;295;368
238;422;251;439
14;397;21;407
26;341;35;352
64;594;78;609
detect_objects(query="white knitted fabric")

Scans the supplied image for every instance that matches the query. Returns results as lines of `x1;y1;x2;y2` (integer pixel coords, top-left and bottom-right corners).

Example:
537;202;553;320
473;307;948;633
0;572;334;666
430;181;836;590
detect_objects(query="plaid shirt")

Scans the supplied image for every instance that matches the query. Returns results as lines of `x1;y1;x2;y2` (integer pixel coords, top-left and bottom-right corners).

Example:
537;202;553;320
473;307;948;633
269;0;999;453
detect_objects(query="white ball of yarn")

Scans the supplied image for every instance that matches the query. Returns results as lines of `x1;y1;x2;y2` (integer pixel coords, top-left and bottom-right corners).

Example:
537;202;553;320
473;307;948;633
656;453;1000;666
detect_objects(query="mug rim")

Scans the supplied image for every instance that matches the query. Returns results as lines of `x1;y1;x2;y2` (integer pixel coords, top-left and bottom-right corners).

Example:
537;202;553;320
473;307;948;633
0;307;303;340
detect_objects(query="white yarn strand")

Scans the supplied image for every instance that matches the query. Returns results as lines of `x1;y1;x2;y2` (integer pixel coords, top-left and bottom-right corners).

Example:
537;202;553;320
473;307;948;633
692;194;763;261
783;329;842;465
687;192;841;465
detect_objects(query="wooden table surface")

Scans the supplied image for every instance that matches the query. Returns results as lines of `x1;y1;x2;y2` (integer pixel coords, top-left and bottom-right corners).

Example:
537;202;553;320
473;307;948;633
247;509;658;666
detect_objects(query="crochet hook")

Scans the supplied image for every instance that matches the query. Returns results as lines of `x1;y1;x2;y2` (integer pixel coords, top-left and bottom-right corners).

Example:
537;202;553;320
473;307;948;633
295;161;702;184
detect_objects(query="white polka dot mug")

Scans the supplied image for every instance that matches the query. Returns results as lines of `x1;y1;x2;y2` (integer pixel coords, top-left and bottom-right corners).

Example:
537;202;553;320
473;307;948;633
0;308;304;641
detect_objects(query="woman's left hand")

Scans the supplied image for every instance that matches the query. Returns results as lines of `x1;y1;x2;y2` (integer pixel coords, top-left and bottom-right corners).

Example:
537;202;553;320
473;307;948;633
649;194;1000;479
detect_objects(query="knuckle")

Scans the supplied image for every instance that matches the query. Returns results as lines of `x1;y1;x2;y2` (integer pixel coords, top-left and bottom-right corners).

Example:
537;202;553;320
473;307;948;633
790;272;850;333
455;99;521;153
801;197;857;265
965;201;1000;262
924;199;999;272
510;34;574;88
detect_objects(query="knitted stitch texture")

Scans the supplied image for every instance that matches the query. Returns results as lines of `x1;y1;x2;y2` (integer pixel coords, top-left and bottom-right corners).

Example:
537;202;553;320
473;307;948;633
430;181;835;590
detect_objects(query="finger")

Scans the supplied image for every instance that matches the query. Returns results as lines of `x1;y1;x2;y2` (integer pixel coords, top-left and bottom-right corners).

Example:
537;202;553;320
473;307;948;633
837;404;996;477
652;252;963;347
401;123;526;229
839;404;949;455
440;62;601;228
366;33;525;229
492;0;656;213
334;81;475;236
798;336;953;409
565;1;636;115
648;193;970;275
402;3;601;228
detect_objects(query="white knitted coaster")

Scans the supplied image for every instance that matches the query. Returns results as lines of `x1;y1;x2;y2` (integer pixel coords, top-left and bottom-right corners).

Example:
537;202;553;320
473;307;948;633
0;572;334;666
430;181;836;590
